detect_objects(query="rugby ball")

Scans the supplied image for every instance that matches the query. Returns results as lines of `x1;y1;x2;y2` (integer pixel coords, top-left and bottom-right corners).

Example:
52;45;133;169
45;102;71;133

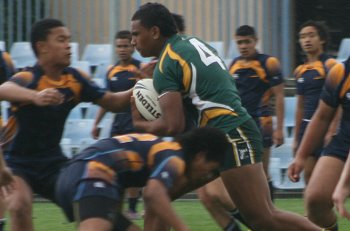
133;79;162;121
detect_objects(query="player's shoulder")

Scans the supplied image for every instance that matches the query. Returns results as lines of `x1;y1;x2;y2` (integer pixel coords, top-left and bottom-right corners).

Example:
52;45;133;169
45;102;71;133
64;66;92;81
319;54;337;70
257;53;281;71
326;61;346;87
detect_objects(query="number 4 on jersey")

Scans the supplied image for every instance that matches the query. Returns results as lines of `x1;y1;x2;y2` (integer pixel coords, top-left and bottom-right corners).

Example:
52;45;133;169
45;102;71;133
189;38;226;70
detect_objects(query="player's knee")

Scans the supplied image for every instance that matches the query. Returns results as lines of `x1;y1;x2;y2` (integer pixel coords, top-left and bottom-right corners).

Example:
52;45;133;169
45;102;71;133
7;195;32;220
246;215;274;231
304;189;331;219
197;188;219;208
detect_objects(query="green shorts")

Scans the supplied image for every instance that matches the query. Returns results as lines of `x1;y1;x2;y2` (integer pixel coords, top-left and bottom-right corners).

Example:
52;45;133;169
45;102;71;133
220;118;263;171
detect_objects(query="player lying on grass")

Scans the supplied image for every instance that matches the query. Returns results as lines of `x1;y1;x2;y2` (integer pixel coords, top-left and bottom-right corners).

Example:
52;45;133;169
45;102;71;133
54;127;228;231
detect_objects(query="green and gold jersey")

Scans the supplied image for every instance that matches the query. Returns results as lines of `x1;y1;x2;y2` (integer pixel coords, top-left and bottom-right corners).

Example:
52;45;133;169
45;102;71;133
153;34;251;133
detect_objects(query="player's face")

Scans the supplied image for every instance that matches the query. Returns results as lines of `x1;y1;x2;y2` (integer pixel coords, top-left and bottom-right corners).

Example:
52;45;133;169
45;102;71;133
115;38;134;62
39;27;71;67
235;35;257;59
299;26;324;54
188;154;220;181
131;20;161;57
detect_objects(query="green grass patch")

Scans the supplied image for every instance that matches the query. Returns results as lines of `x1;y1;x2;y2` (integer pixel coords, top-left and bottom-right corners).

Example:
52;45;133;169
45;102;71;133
3;198;350;230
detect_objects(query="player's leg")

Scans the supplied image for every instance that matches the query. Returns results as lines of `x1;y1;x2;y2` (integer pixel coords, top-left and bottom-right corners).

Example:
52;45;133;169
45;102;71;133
5;176;34;231
126;187;141;219
260;116;274;200
0;199;6;231
221;163;321;231
304;156;343;230
262;147;274;200
303;156;317;184
197;178;242;230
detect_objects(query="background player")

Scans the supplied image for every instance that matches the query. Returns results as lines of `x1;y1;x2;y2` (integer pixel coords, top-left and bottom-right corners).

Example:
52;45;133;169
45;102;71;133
0;18;137;231
293;20;338;184
92;30;142;220
288;56;350;231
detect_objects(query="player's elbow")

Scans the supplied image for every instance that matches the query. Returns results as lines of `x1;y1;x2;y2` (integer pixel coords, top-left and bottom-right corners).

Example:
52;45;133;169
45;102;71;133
162;119;185;135
164;125;184;136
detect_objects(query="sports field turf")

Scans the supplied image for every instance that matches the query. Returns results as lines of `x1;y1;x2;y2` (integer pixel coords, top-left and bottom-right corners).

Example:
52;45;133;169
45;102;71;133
4;198;350;230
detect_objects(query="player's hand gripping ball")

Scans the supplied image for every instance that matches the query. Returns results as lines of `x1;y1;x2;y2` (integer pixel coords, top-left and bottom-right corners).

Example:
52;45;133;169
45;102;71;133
133;79;162;121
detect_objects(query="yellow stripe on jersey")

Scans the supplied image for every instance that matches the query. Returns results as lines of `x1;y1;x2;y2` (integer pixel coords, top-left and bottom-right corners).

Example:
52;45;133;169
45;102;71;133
13;71;34;84
86;160;116;184
294;61;326;79
147;141;181;166
2;52;15;69
37;74;82;103
108;64;138;79
229;60;268;83
200;108;238;127
159;44;192;93
125;150;144;171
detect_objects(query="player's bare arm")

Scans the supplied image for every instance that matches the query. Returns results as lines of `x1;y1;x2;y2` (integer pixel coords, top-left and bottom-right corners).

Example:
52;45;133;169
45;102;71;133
271;83;285;147
131;91;185;136
143;179;190;231
0;81;64;106
333;150;350;220
288;101;336;182
95;88;133;112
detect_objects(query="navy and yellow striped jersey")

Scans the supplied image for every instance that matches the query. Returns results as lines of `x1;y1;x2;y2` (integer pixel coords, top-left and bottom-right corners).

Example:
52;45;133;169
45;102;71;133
106;59;141;135
72;133;185;189
106;59;140;92
320;57;350;141
229;53;283;118
2;64;105;156
294;53;337;120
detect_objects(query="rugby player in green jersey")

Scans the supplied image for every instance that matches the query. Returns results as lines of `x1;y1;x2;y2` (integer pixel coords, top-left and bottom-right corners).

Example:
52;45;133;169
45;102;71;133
129;2;322;231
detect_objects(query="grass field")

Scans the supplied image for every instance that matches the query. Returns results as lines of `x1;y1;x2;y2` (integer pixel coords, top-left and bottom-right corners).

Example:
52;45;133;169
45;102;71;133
4;198;350;230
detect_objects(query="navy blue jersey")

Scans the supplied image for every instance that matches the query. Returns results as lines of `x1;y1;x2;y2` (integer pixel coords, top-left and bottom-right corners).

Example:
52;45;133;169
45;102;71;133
70;133;185;189
106;59;140;135
229;53;283;117
2;64;105;157
295;53;337;120
321;57;350;142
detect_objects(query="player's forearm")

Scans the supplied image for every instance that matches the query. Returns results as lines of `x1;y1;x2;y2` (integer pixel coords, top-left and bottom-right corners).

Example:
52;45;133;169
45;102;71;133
144;181;189;231
93;108;107;126
98;89;132;112
295;103;334;160
133;118;184;136
337;155;350;191
274;87;284;131
293;101;304;143
0;82;36;103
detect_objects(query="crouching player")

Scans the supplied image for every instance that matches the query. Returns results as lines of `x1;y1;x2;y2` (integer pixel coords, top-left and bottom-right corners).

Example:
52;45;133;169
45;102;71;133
55;127;228;231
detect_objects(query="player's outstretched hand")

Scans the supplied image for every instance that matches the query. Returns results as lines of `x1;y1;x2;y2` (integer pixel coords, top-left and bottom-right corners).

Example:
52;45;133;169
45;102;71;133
0;167;15;197
287;159;304;182
132;60;158;80
333;183;350;220
33;88;64;106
